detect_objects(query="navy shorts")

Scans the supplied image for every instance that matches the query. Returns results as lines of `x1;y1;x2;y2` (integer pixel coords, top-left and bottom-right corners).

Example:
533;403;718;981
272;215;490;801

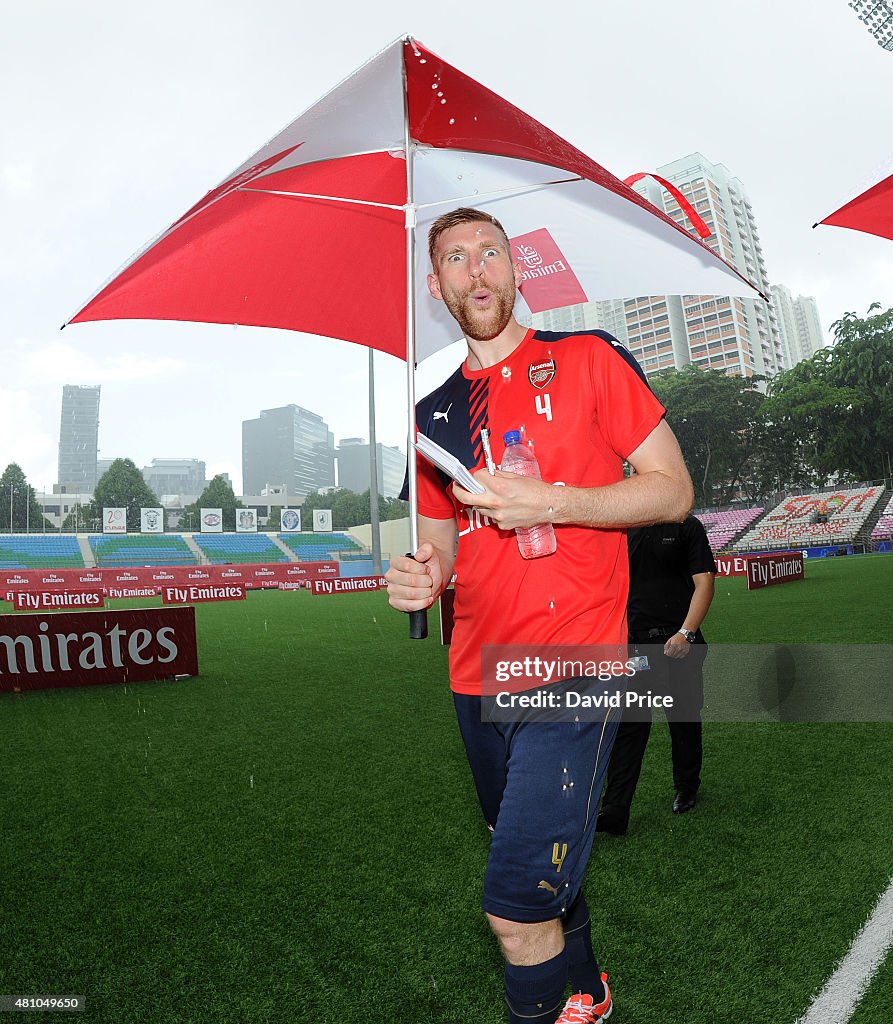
453;688;620;923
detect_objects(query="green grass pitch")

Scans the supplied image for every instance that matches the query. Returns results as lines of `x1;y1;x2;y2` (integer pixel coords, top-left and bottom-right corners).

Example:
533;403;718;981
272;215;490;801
1;555;891;1023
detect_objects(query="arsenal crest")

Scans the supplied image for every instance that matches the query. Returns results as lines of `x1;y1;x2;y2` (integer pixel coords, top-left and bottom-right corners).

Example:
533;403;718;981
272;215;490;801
528;358;556;390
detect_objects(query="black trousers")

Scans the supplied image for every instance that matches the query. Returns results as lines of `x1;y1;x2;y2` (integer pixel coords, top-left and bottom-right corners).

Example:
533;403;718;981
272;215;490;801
601;632;706;821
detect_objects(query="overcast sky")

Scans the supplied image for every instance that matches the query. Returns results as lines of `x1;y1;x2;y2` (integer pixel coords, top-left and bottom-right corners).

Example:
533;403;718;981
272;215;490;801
3;0;893;495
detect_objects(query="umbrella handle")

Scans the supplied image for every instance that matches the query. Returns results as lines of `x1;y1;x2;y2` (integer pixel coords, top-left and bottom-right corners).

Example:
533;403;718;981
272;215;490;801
403;552;429;639
409;608;428;640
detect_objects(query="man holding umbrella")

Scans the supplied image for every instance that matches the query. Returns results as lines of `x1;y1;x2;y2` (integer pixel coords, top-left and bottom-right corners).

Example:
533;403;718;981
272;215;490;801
387;207;694;1024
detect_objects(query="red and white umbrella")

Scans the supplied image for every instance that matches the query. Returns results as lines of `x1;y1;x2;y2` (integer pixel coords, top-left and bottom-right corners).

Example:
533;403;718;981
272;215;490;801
816;166;893;242
67;35;759;632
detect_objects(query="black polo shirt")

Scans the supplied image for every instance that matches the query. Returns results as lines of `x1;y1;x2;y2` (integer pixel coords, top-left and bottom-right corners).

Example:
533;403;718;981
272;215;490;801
627;516;717;635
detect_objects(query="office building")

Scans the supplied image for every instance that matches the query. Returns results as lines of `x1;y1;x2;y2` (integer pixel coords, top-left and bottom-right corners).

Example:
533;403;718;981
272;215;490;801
242;405;335;499
57;385;100;493
142;459;207;500
336;438;406;498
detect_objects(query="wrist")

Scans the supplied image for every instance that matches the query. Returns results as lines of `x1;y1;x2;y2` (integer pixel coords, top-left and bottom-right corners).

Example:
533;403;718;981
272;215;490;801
546;484;582;526
677;628;696;643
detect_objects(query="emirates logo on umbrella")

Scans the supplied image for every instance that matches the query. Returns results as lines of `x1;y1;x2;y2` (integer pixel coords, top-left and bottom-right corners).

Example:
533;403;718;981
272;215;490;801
510;228;587;313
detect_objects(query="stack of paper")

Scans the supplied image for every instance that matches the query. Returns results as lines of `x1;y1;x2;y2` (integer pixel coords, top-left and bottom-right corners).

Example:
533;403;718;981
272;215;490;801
414;432;486;494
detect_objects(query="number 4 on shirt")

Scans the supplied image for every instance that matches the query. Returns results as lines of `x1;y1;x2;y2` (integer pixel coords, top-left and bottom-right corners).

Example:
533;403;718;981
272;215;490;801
536;393;553;422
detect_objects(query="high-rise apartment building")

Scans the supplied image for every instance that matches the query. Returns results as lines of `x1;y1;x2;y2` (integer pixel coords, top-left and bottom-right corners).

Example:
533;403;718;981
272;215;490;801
57;385;100;493
848;1;893;50
336;438;406;498
242;405;335;499
770;285;826;367
530;153;784;378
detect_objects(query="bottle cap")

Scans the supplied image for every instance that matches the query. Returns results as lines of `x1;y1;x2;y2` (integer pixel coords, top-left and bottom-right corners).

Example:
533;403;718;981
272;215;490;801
503;430;522;445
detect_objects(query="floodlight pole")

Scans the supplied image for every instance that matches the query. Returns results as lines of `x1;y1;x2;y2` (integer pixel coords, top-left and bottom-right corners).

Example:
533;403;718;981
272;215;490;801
368;347;383;576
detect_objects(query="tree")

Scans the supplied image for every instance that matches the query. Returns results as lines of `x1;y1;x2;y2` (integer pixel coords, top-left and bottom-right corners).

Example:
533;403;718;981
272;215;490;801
179;475;245;532
300;487;408;529
77;459;161;533
382;495;409;521
649;366;767;507
762;304;893;484
0;464;53;532
263;506;284;530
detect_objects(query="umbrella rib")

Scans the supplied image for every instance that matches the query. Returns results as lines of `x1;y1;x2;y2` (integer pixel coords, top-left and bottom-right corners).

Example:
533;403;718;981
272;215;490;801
414;176;584;212
237;176;584;212
236;186;403;210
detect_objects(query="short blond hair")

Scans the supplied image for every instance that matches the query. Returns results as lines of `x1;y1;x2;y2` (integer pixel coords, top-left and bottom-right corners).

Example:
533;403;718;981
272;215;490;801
427;207;510;268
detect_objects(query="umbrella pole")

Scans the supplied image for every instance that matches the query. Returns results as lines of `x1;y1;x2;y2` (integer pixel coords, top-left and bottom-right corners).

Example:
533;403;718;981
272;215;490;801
404;212;427;640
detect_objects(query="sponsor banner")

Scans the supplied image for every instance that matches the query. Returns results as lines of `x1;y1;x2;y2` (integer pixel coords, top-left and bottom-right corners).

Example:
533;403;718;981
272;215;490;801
104;507;127;534
161;584;246;604
0;606;198;692
278;581;311;590
510;228;587;313
313;509;332;532
13;589;105;612
215;566;249;586
248;565;282;588
148;569;178;586
311;575;388;595
273;561;338;581
236;509;257;533
2;572;37;591
746;552;805;590
182;568;214;583
715;556;750;577
2;562;342;600
76;571;106;587
106;568;146;586
280;508;302;532
107;587;160;600
141;507;164;533
200;508;223;533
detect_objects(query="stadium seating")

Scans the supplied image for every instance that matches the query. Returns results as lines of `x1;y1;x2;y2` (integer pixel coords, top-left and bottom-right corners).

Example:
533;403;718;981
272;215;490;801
694;507;764;551
871;494;893;540
0;535;86;569
89;534;198;567
734;487;883;551
189;533;290;564
277;532;364;561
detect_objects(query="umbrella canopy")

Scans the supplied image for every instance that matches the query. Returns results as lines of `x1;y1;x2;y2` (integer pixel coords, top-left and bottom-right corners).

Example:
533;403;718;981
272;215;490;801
816;169;893;243
68;35;759;364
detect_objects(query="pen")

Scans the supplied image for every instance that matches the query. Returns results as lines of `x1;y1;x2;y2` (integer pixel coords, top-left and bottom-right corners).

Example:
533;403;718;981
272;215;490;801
480;428;496;475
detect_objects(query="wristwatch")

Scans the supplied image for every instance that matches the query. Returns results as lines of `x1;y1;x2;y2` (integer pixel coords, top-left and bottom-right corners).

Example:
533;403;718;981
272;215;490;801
677;628;697;644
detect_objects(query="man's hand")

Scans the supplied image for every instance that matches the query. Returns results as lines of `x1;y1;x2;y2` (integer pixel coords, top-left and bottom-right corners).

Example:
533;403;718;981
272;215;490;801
386;543;447;612
452;470;554;532
664;633;692;660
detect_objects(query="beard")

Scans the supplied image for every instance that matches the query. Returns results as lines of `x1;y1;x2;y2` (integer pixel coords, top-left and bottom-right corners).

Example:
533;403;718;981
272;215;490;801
443;280;516;341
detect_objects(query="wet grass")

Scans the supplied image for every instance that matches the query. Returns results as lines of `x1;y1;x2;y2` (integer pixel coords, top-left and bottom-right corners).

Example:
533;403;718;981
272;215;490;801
1;555;891;1022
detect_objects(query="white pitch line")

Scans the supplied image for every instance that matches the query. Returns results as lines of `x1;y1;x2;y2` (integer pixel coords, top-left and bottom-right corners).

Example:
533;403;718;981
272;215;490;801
795;873;893;1024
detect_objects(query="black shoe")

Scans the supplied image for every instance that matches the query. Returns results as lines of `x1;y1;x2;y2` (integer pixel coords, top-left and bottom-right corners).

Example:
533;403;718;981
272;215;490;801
672;789;697;814
597;809;628;836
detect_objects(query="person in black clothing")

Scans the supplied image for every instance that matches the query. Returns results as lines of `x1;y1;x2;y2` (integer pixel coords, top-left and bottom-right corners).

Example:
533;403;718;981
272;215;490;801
597;515;716;835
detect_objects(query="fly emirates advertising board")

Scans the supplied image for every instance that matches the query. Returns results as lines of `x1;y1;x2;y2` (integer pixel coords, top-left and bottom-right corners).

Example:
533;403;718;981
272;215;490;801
0;607;198;692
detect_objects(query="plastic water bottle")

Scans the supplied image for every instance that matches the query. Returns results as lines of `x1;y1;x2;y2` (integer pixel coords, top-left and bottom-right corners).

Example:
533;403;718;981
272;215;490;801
500;430;557;559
